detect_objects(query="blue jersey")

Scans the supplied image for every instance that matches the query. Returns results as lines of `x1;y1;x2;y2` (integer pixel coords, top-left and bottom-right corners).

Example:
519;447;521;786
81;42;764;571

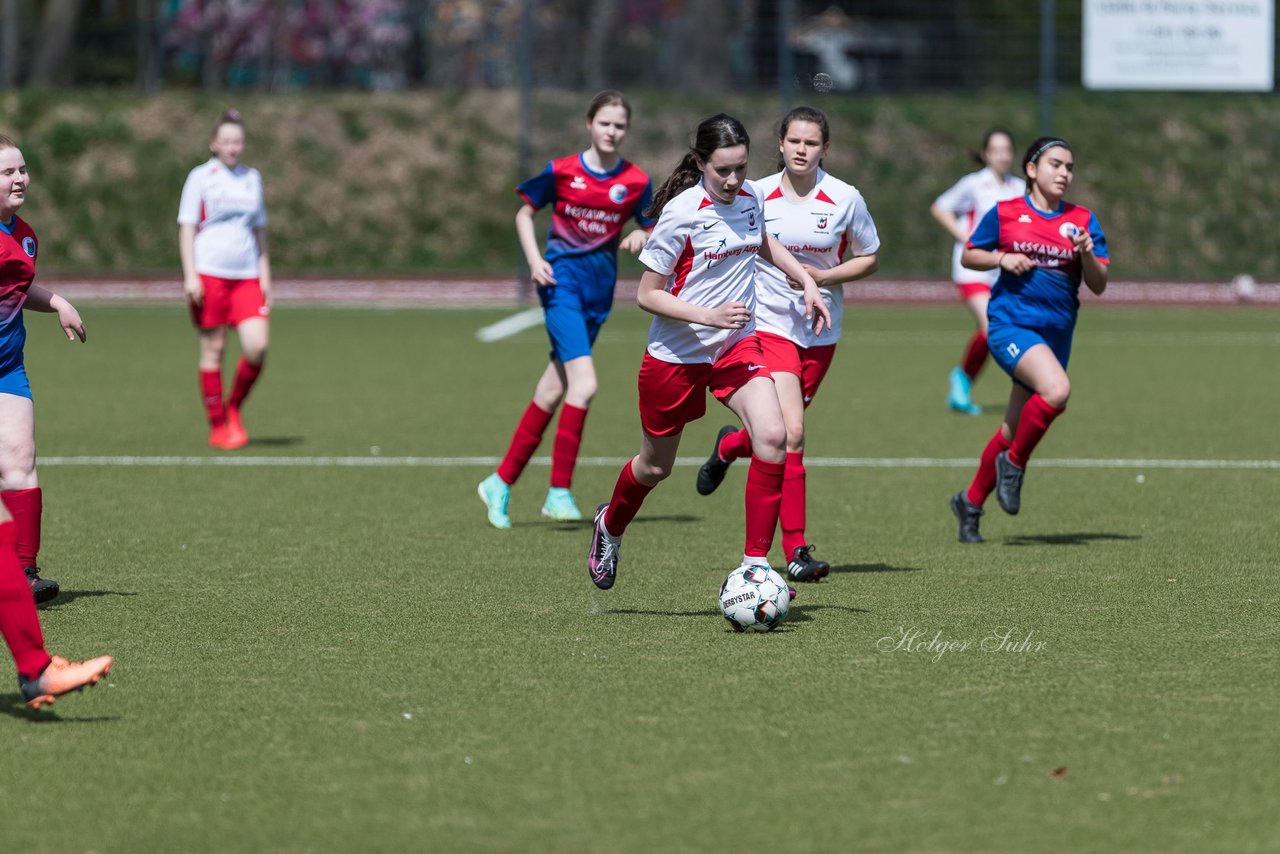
0;215;36;376
516;153;655;294
968;195;1109;330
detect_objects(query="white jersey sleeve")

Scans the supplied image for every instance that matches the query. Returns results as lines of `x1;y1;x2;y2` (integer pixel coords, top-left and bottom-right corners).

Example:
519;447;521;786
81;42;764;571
936;167;1024;286
176;159;267;280
637;180;764;364
754;170;879;347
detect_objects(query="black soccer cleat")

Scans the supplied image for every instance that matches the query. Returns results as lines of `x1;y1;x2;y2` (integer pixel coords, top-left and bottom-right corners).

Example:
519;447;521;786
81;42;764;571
696;425;740;496
787;544;830;582
950;492;984;543
994;450;1025;515
25;565;60;604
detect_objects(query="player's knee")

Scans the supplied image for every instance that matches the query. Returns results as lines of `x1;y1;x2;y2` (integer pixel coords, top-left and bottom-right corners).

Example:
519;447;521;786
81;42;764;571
750;422;787;457
566;377;597;406
1042;380;1070;410
634;459;672;483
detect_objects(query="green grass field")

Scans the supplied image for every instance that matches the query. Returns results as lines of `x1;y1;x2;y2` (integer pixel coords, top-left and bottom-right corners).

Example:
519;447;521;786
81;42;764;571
4;303;1278;853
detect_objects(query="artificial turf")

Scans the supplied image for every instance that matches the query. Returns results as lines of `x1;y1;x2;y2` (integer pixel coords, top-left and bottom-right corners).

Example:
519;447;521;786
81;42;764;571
3;303;1277;853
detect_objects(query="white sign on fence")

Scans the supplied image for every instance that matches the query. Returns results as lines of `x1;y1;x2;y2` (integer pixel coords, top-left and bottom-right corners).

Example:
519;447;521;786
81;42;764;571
1083;0;1275;90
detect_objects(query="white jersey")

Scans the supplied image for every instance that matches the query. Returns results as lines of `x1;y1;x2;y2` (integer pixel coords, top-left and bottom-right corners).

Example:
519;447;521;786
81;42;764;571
754;169;880;348
637;180;765;364
933;166;1023;285
177;158;267;279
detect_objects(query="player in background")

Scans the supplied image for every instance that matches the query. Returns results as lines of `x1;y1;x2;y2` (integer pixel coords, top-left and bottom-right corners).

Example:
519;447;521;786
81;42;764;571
478;91;655;528
950;137;1109;543
930;129;1023;415
587;113;831;591
695;107;880;583
0;134;89;604
178;109;272;451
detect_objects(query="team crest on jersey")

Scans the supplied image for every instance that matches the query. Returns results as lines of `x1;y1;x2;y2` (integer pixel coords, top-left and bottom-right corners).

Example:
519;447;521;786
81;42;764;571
748;211;756;229
1058;222;1080;240
1018;214;1032;223
608;183;628;204
21;237;35;257
571;175;588;190
815;215;829;230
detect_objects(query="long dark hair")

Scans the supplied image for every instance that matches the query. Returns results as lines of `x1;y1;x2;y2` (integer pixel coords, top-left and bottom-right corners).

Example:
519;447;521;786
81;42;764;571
1021;136;1071;184
970;127;1014;167
646;113;750;219
776;106;829;172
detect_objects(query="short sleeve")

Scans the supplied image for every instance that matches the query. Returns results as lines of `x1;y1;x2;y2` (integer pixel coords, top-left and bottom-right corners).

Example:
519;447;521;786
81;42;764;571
633;180;657;228
934;176;973;215
177;170;203;225
515;162;556;209
844;194;881;256
637;205;690;275
966;206;1000;251
1087;213;1108;262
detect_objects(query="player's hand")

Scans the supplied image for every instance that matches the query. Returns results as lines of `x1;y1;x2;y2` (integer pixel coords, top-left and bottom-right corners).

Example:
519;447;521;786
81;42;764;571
803;280;832;336
787;264;826;290
619;230;649;254
707;301;752;329
997;252;1035;275
1071;229;1094;256
55;299;86;343
184;274;204;307
530;259;557;286
261;283;273;309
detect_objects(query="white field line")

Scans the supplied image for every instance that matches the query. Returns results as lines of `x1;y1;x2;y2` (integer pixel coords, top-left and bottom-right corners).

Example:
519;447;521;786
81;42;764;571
36;455;1280;470
475;307;544;342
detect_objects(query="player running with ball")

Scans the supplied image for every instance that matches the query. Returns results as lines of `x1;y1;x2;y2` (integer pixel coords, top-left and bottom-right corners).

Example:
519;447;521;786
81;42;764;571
587;114;830;591
950;137;1110;543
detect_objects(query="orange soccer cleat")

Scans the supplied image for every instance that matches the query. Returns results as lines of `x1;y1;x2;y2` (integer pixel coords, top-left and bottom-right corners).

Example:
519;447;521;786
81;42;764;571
19;655;113;710
222;406;249;449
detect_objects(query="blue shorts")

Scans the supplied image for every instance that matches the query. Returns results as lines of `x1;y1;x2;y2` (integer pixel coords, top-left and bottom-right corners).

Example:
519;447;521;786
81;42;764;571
538;256;616;363
0;363;32;399
988;321;1073;382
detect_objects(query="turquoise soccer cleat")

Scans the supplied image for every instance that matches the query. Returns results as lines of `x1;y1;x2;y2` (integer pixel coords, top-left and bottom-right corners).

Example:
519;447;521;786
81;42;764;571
542;487;583;522
948;367;982;415
477;472;512;530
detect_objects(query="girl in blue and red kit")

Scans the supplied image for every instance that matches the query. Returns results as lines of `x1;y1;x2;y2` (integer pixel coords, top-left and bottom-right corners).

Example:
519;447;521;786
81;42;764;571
950;137;1110;543
478;91;655;528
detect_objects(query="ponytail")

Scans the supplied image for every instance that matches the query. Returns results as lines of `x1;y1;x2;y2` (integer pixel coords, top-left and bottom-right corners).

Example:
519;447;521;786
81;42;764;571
646;153;702;219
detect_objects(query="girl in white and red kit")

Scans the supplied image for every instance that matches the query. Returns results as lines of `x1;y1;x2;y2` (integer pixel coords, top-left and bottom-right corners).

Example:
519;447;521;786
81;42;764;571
587;114;831;591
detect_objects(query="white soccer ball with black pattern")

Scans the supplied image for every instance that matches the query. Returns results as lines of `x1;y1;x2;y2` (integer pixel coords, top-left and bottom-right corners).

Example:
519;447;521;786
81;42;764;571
719;564;790;632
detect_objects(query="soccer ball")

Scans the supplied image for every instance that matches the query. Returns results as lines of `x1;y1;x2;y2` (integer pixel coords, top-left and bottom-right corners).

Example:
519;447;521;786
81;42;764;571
719;564;791;632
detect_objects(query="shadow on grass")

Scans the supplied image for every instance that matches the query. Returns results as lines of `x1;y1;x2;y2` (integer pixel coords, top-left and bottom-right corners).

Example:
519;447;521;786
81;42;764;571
1003;532;1142;547
535;514;702;532
784;603;871;623
0;695;119;723
602;607;721;618
246;436;305;447
38;590;138;610
830;563;927;574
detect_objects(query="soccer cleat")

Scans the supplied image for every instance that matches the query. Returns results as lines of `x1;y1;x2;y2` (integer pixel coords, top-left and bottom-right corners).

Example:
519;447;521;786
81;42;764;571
950;491;984;544
222;406;249;449
788;586;797;601
994;450;1025;515
477;473;512;530
208;423;233;449
541;487;583;522
24;565;59;604
587;503;621;589
787;545;831;582
696;425;739;495
948;367;982;415
19;655;113;710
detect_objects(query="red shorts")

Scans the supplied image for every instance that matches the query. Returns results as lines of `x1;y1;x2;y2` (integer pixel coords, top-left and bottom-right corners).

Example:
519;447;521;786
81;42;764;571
637;335;772;437
190;275;270;330
955;281;992;300
756;330;836;406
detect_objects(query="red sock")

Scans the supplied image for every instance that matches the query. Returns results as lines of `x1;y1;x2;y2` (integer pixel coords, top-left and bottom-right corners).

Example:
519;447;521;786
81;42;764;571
961;331;989;380
780;452;807;556
0;521;50;681
1008;394;1064;467
602;460;654;537
744;456;785;559
496;401;554;486
966;431;1012;506
200;369;225;426
718;427;752;462
550;404;589;489
228;358;263;409
1;488;41;567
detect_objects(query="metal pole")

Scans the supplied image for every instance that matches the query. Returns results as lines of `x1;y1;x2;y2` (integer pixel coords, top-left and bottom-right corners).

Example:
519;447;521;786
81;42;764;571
778;0;794;113
516;0;534;304
1039;0;1056;134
